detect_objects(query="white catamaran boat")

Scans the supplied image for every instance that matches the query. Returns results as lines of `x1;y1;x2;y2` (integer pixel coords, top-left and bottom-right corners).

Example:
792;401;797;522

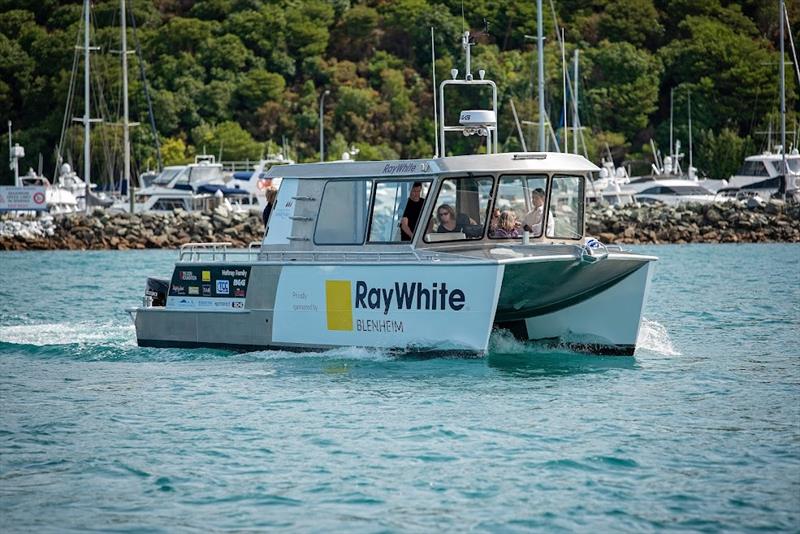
129;32;657;356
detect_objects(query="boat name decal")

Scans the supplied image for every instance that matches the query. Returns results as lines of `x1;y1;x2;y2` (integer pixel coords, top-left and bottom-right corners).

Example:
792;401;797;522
354;280;465;315
382;163;418;174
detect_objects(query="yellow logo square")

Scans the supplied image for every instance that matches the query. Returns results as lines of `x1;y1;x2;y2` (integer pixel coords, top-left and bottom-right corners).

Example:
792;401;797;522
202;270;211;282
325;280;353;331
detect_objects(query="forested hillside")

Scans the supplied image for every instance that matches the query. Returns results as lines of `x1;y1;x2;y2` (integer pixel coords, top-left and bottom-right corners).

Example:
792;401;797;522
1;0;797;185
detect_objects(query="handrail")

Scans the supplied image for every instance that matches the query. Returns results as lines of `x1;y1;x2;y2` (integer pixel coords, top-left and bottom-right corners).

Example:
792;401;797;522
178;242;260;262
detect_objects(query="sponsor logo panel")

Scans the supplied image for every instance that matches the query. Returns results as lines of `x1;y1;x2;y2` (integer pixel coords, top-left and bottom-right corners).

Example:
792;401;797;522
167;265;252;310
272;265;502;351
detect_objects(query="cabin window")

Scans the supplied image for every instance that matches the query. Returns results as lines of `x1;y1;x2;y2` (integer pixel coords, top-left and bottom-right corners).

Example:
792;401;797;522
736;160;770;177
368;180;432;243
423;176;493;243
490;174;548;239
314;180;373;244
153;198;188;211
640;186;662;194
547;175;584;240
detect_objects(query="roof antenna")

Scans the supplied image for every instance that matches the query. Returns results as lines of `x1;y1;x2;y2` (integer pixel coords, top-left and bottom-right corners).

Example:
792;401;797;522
431;27;439;158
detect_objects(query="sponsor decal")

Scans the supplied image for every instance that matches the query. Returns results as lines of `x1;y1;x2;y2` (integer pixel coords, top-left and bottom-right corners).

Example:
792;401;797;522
188;286;199;296
234;288;245;297
198;299;213;307
216;280;230;295
202;270;211;282
232;301;244;308
179;270;197;281
232;278;246;287
214;301;229;308
202;284;211;296
324;279;465;332
171;284;187;295
325;280;353;331
222;269;248;278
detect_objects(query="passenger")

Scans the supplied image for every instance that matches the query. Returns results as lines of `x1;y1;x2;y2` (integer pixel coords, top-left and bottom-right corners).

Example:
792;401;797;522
400;181;425;241
262;186;278;229
522;188;551;235
489;207;501;232
491;210;520;238
435;204;461;233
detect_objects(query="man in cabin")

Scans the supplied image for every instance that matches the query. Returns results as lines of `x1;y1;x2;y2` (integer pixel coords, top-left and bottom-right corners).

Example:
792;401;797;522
400;182;424;241
523;188;549;236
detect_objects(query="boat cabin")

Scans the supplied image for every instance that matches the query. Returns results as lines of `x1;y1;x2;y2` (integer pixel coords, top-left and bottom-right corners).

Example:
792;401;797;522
262;153;598;252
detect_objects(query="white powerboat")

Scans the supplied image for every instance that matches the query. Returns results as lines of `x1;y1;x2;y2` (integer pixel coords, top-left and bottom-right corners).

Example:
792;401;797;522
729;150;800;199
129;32;656;356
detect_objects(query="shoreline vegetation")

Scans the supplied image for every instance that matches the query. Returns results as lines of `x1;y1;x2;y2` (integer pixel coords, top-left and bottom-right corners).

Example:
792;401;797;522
1;201;798;251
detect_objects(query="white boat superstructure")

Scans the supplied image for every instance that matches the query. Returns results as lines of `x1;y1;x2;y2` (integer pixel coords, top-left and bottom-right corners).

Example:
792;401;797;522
129;31;656;356
122;156;226;212
729;150;800;197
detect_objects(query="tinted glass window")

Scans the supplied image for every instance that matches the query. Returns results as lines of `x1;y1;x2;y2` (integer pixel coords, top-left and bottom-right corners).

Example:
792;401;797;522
547;175;584;240
491;175;548;239
368;181;431;242
315;180;373;244
424;176;493;242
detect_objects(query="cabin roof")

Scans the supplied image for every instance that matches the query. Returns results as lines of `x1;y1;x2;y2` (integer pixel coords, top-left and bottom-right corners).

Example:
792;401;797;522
264;152;600;180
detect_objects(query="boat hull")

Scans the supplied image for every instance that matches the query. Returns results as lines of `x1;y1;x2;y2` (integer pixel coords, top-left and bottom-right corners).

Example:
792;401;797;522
135;262;505;355
494;254;653;355
134;249;655;356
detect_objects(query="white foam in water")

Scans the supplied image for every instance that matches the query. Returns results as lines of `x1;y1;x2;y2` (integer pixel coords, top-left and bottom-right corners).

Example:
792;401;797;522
488;329;545;354
245;345;394;362
636;318;680;356
0;321;136;347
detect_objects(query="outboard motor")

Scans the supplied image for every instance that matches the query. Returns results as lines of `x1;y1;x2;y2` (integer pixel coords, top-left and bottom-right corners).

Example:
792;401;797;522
144;277;169;307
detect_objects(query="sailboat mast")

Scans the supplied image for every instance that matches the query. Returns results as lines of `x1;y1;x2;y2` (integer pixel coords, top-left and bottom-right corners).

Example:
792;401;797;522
780;0;787;176
83;0;91;206
573;49;579;155
537;0;545;151
688;89;693;179
122;0;132;212
669;88;674;174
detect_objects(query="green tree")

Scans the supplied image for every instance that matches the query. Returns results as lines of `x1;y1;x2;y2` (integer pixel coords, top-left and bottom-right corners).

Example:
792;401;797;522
191;121;263;161
659;16;785;134
695;128;749;180
585;40;663;141
161;136;190;165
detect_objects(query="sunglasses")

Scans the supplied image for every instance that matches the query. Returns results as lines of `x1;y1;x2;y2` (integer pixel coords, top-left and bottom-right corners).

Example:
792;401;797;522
437;211;449;217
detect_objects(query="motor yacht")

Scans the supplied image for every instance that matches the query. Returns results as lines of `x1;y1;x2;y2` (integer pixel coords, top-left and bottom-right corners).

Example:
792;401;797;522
129;32;656;356
729;149;800;199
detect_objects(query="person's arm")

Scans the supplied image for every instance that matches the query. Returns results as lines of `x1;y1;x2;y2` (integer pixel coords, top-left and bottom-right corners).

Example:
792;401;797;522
400;217;413;239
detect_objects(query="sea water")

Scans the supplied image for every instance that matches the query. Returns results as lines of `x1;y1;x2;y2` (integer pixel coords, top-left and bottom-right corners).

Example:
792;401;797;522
0;245;798;531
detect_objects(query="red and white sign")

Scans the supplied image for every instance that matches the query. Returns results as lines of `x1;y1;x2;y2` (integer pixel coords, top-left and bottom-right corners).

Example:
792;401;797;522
0;187;48;211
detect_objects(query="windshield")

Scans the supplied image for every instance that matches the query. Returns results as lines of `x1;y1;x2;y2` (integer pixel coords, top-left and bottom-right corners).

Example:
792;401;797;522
152;167;184;185
786;158;800;173
669;185;713;195
188;166;223;185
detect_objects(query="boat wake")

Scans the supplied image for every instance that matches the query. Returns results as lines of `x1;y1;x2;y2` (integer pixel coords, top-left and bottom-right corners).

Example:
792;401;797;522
636;318;680;356
0;321;135;347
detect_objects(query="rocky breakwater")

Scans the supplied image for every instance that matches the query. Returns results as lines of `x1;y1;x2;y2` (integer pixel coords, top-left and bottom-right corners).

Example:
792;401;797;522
1;200;798;250
586;199;800;244
0;207;266;251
